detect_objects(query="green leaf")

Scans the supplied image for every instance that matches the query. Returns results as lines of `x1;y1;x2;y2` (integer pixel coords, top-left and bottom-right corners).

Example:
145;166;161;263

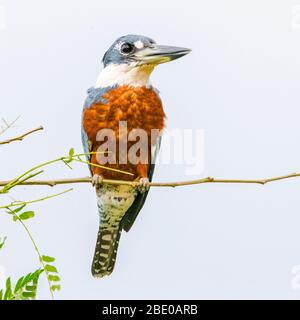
14;276;24;293
42;257;61;295
22;291;36;298
13;211;35;221
25;285;37;292
4;277;13;300
48;275;60;282
41;255;55;263
69;148;75;157
63;148;75;165
5;277;12;291
7;203;26;214
22;272;32;285
51;285;61;292
32;269;44;279
12;269;44;300
44;265;58;273
19;211;35;220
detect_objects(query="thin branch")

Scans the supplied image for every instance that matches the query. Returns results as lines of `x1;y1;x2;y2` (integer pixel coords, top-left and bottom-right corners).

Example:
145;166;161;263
0;151;132;194
0;172;299;188
0;116;20;136
0;126;44;145
0;236;7;249
0;188;73;209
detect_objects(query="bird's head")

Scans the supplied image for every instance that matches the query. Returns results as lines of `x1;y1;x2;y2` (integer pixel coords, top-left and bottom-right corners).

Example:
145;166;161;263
96;35;191;88
102;34;191;67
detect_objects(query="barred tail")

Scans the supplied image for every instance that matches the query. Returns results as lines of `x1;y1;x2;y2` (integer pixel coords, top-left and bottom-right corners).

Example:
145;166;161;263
91;225;122;278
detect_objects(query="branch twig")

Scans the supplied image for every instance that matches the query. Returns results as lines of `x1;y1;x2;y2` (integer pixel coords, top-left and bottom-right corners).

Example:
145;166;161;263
0;126;44;145
0;172;299;188
0;150;132;194
0;188;73;209
0;116;20;136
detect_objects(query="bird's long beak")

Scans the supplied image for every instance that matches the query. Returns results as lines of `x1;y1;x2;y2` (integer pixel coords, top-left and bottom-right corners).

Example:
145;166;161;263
134;44;191;65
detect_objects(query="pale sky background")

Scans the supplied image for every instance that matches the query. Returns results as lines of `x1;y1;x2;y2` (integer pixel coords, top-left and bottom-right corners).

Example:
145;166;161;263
1;0;300;299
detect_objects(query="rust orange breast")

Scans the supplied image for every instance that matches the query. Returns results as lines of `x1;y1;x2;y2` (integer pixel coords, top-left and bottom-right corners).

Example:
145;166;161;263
83;85;165;180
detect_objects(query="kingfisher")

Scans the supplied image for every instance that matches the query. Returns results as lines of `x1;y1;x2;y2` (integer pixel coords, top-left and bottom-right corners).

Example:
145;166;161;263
82;35;190;278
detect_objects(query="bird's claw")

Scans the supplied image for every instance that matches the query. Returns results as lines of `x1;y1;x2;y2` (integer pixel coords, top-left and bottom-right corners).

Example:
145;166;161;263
137;177;150;193
92;174;103;188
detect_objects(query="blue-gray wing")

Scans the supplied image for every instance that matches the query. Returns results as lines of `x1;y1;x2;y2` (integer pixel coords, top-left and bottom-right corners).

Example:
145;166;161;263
81;127;92;175
121;136;162;232
81;86;112;175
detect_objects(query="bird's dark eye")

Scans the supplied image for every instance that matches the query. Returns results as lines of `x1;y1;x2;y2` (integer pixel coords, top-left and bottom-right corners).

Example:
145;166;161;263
120;43;134;54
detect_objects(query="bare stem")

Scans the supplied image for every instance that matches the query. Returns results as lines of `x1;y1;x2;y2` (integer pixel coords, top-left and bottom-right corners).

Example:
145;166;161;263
0;151;132;193
0;126;44;145
0;116;21;136
0;188;73;210
0;172;300;188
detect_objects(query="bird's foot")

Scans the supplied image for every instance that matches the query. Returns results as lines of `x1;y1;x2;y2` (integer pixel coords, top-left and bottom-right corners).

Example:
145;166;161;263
92;174;104;188
137;177;150;193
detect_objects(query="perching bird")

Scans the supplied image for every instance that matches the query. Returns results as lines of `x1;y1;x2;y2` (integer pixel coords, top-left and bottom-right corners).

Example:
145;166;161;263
82;35;190;278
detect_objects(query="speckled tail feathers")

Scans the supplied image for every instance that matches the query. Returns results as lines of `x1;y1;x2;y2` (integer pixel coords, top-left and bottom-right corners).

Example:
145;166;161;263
91;225;122;278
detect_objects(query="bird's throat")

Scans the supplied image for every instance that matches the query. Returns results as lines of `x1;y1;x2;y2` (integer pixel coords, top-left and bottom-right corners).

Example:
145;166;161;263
95;63;155;88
